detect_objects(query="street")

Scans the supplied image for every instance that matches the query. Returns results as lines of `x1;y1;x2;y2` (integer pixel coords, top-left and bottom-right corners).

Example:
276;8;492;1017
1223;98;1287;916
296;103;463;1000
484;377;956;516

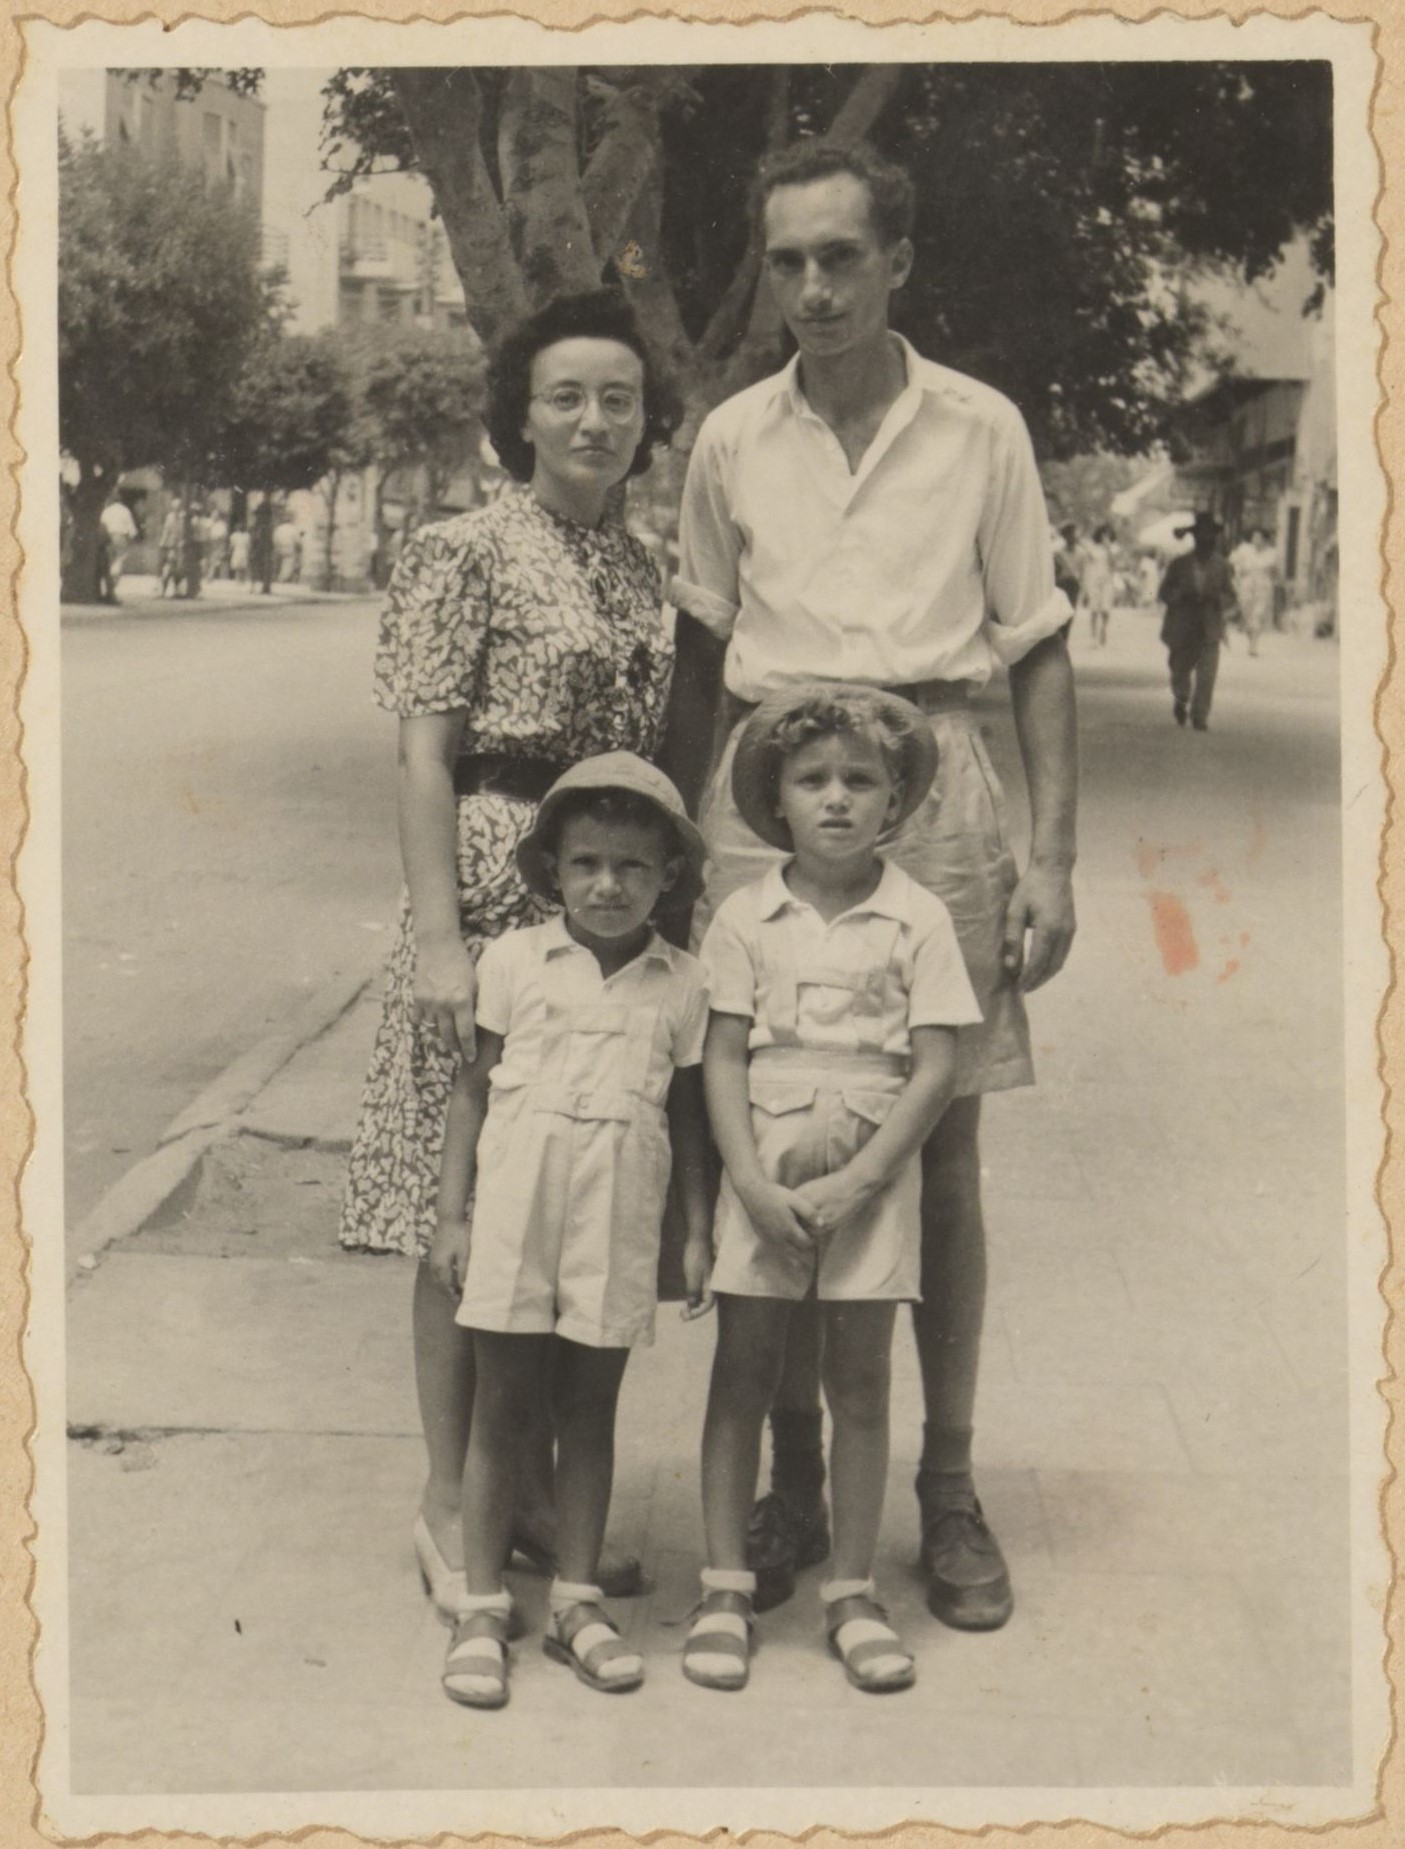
61;604;1365;1810
61;594;399;1230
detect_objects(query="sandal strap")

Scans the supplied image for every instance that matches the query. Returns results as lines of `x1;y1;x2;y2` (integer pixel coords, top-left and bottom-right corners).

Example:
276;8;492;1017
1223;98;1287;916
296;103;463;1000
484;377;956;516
826;1591;892;1637
553;1600;637;1676
446;1607;510;1665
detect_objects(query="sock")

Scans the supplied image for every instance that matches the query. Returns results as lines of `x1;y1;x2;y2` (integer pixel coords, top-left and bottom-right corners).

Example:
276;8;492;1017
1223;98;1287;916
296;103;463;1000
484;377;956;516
919;1422;975;1498
770;1408;825;1501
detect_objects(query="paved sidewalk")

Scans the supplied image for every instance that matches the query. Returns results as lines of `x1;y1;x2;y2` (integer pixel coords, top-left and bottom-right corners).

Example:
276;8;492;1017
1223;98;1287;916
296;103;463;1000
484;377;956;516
62;573;370;623
63;615;1361;1801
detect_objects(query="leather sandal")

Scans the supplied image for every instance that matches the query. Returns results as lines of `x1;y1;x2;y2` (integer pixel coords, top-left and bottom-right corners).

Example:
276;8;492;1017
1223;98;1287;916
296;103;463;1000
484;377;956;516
443;1607;512;1709
681;1588;754;1692
826;1590;916;1694
543;1599;644;1693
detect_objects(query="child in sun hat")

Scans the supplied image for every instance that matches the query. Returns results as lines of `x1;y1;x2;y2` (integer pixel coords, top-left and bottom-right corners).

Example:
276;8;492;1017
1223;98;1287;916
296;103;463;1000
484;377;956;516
686;685;981;1695
431;752;714;1710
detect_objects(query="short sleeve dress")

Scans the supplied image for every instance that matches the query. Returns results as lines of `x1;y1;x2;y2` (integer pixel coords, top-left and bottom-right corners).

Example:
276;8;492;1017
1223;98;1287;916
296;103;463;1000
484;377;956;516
339;488;675;1257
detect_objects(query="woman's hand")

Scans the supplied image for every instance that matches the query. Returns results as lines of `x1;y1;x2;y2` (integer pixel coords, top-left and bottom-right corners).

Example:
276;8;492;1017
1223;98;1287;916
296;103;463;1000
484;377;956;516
428;1216;471;1298
413;933;478;1061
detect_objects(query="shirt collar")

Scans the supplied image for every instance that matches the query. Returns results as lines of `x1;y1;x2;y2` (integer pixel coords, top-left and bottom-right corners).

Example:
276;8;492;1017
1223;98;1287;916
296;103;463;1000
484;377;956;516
759;858;912;924
777;333;924;420
540;913;675;968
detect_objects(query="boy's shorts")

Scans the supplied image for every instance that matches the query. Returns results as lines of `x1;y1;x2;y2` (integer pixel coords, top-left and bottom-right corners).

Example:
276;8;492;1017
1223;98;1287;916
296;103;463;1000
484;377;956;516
710;1052;922;1302
695;695;1035;1098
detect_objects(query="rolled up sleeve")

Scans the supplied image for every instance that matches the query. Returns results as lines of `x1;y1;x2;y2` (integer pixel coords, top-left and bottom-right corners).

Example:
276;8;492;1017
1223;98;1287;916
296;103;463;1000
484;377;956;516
673;422;742;642
698;905;757;1020
979;404;1073;667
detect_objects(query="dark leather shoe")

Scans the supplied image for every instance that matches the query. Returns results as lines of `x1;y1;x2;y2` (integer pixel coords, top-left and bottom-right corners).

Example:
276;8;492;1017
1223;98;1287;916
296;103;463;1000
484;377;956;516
509;1531;649;1599
1174;700;1188;727
746;1489;831;1613
916;1480;1013;1631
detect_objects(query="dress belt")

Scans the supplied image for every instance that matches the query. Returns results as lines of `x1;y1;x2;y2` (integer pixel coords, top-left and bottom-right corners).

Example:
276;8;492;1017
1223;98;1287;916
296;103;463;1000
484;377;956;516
452;753;568;802
722;679;972;732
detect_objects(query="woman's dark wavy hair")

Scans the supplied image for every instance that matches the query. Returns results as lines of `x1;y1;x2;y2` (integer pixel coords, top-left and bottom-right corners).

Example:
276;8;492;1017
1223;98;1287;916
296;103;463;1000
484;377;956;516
486;289;683;484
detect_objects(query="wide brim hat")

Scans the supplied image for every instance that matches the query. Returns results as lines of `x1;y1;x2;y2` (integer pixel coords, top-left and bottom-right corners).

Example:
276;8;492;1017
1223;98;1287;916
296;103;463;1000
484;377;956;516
516;751;708;912
1176;510;1222;540
731;682;939;852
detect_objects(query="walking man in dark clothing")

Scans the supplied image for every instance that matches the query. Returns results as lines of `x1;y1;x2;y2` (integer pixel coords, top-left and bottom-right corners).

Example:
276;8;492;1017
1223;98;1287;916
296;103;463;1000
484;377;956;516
1159;511;1238;732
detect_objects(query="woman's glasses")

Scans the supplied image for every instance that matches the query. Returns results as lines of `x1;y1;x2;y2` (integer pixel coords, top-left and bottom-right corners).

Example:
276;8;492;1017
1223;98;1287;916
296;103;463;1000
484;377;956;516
531;385;642;423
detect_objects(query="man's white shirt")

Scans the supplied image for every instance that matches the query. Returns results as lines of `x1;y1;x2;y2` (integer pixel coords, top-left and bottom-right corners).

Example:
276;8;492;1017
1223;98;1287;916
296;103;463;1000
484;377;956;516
673;334;1071;701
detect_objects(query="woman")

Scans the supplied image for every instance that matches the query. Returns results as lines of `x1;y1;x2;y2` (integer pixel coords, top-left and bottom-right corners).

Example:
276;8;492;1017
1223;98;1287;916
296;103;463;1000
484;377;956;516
340;289;683;1617
1079;523;1117;647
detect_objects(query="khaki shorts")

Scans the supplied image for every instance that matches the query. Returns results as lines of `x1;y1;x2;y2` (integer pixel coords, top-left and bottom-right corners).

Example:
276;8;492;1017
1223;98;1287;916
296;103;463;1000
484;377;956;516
696;699;1034;1097
710;1052;921;1302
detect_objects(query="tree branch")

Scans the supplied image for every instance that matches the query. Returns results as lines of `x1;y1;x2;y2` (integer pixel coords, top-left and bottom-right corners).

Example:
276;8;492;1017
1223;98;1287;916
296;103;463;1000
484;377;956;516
498;69;599;303
391;69;527;348
581;70;686;267
826;63;905;143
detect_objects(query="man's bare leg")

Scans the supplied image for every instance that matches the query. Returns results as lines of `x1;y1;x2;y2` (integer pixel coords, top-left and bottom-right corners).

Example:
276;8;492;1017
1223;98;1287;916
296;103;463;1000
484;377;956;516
911;1095;1013;1630
744;1292;831;1611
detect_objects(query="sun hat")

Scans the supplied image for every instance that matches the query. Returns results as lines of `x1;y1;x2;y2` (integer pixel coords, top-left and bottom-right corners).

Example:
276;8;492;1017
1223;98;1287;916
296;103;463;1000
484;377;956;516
1176;509;1222;540
516;751;708;911
731;682;939;852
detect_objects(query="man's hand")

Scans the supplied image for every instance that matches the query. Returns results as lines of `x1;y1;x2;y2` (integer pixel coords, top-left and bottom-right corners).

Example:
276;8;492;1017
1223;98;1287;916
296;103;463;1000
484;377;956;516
738;1180;822;1257
428;1216;471;1298
680;1229;716;1321
1002;861;1076;992
413;936;477;1060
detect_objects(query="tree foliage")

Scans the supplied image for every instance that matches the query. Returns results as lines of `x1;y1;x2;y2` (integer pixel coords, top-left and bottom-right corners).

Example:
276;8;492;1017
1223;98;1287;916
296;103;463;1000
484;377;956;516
58;128;277;596
355;326;487;516
319;60;1333;457
210;332;363;495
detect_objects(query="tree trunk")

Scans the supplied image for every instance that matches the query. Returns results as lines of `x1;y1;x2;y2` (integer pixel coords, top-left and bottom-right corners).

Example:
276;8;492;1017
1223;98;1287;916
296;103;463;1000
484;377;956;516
322;471;342;590
62;468;110;604
392;69;529;348
498;69;599;302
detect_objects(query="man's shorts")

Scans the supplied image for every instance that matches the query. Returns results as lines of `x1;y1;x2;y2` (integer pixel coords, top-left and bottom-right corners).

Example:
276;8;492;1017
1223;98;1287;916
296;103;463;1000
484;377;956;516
710;1052;921;1301
696;696;1035;1098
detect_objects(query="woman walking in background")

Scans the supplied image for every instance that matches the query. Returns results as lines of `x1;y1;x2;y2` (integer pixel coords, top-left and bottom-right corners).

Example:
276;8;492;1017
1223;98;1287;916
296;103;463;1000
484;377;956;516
339;289;683;1622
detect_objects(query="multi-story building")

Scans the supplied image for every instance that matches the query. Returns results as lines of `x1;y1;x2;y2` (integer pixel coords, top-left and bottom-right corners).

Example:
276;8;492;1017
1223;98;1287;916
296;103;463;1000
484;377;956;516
59;69;264;207
1173;241;1338;631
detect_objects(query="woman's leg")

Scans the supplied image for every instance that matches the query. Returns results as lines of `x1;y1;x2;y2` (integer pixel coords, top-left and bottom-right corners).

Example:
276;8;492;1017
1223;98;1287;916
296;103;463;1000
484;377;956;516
701;1296;794;1569
549;1339;632;1584
822;1300;900;1583
461;1329;553;1594
413;1260;477;1564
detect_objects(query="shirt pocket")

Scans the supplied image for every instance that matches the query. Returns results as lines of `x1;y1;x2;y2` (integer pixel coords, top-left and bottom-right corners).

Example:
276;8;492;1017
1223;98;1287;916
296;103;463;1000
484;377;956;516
842;1088;901;1129
748;1078;818;1118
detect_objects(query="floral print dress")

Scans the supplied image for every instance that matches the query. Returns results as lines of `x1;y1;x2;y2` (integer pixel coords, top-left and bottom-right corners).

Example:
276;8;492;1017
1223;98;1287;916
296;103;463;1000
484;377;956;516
340;488;674;1257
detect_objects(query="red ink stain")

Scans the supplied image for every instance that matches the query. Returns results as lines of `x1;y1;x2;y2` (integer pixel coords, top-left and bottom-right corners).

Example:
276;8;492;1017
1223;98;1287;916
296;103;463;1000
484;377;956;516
1197;869;1231;904
1146;891;1199;976
1218;959;1240;984
1239;930;1250;947
1135;841;1162;880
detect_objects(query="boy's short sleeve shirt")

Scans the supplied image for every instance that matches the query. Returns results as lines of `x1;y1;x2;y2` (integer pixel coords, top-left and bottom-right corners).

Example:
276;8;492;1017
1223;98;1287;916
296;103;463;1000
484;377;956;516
476;919;708;1093
699;860;981;1056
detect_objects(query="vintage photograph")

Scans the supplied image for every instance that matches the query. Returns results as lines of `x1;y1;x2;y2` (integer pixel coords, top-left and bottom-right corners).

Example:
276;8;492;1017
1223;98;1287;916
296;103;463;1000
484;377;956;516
14;9;1388;1838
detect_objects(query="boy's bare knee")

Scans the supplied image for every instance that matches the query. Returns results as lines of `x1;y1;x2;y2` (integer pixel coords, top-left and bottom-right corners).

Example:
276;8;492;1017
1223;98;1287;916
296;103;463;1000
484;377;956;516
822;1349;892;1428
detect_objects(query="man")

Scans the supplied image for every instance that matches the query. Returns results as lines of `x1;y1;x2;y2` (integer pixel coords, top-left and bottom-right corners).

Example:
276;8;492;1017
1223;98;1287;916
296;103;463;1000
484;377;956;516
1160;510;1237;729
664;141;1078;1631
99;494;138;601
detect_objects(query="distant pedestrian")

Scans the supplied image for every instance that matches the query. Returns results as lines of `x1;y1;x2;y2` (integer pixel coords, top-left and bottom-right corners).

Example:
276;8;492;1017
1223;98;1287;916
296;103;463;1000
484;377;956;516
1229;528;1277;658
158;499;183;597
274;517;297;583
228;526;250;583
1079;523;1117;646
433;756;711;1710
100;496;137;598
1159;511;1238;731
207;509;229;580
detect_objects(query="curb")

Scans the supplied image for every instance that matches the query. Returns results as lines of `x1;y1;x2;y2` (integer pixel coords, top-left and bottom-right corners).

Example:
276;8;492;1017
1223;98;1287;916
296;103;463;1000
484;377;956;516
69;966;377;1280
